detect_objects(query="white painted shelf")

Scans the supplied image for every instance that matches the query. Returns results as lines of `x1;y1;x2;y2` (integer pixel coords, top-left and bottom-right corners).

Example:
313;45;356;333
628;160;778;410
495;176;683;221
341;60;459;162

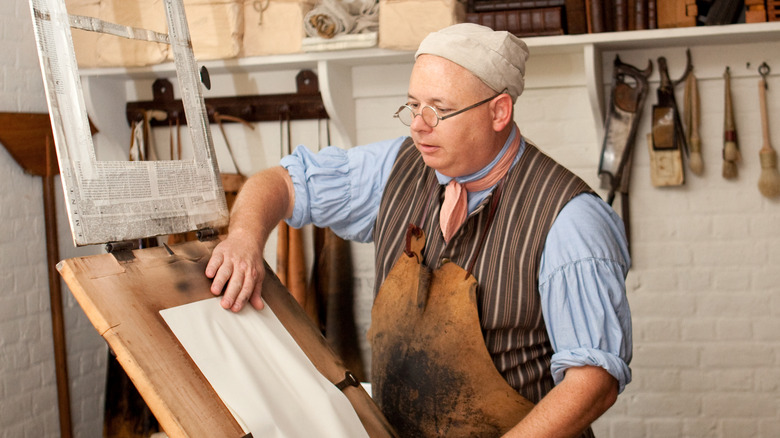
79;21;780;148
79;22;780;79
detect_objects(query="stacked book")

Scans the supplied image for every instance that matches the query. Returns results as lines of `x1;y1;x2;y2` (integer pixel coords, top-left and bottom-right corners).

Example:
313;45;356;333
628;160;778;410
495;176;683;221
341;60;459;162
464;0;589;37
587;0;658;32
467;0;780;37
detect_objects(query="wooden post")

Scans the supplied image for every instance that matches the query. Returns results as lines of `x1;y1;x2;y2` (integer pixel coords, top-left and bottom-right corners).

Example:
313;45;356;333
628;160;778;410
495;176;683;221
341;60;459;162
0;112;72;438
43;137;73;438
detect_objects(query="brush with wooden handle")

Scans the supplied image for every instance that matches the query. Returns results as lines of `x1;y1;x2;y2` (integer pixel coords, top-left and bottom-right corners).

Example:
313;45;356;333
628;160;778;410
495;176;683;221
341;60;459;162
723;67;740;179
757;63;780;198
687;73;704;175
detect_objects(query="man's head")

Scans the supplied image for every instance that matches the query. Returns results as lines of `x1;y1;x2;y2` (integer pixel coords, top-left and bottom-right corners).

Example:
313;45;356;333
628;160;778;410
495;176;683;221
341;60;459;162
415;23;529;103
402;24;528;178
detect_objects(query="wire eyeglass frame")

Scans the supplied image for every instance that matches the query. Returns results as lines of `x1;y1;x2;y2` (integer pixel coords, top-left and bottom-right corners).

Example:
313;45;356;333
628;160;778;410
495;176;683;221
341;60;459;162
393;89;507;128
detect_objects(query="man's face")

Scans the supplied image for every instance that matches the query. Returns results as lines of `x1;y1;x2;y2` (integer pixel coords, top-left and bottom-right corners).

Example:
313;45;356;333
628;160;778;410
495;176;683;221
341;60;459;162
406;55;505;178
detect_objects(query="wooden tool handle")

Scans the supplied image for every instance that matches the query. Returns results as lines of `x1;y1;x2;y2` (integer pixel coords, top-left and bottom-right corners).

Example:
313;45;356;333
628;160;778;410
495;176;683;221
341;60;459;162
722;67;741;165
287;226;311;318
690;75;701;150
687;73;704;175
759;77;772;152
724;68;735;133
276;221;289;287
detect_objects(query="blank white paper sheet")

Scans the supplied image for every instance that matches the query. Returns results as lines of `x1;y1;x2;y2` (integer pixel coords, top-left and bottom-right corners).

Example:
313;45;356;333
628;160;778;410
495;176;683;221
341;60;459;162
160;297;369;438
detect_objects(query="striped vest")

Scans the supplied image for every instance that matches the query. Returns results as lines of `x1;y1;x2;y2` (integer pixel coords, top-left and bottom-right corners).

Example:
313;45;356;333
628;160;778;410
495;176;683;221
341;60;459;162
373;137;593;402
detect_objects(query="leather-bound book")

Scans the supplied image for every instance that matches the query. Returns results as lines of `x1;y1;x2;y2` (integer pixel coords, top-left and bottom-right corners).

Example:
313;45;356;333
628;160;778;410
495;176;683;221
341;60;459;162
615;0;629;30
564;0;589;34
466;7;565;36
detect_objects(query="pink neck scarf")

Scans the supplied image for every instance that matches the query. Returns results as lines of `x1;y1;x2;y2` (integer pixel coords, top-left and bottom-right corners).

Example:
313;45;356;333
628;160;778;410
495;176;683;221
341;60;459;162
439;134;521;242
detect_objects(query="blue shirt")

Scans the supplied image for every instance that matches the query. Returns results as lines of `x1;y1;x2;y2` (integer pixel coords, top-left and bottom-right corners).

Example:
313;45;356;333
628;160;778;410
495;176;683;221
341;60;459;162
281;132;633;393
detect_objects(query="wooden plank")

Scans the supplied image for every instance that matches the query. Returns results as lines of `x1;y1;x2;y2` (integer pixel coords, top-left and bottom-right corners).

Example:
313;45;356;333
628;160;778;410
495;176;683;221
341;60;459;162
0;112;55;177
57;240;247;438
0;112;97;177
57;238;397;438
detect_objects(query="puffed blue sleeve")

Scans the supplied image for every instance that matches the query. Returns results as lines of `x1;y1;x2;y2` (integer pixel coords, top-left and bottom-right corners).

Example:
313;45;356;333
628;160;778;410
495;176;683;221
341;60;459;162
539;193;633;393
280;137;405;242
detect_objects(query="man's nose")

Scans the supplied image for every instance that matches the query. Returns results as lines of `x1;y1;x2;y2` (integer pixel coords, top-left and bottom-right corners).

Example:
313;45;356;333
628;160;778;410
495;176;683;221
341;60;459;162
410;112;431;132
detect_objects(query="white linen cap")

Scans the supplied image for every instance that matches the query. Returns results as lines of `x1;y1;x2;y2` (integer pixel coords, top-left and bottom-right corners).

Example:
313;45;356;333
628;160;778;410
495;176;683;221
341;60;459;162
415;23;529;102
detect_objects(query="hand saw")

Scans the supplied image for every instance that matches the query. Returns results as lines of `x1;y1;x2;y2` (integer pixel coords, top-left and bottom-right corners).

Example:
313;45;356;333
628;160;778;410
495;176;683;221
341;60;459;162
598;55;653;205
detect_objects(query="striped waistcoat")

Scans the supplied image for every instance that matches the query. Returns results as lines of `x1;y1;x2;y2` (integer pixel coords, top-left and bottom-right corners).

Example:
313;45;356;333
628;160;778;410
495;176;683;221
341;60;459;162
373;137;593;402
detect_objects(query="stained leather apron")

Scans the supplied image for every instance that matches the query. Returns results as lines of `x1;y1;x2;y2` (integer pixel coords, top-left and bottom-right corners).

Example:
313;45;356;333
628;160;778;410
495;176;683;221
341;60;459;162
368;222;535;437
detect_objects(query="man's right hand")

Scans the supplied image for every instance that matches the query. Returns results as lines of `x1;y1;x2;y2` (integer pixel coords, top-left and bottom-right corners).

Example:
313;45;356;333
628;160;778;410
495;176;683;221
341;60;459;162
204;165;295;313
205;230;267;312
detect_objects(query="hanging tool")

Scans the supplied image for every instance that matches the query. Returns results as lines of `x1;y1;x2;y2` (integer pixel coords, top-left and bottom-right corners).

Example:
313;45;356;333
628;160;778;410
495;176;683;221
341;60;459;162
722;66;741;179
275;71;328;322
597;55;653;254
275;110;312;321
306;118;366;380
757;62;780;198
598;55;653;202
684;67;703;175
213;109;255;176
309;118;330;331
649;50;693;187
168;115;180;160
276;112;291;290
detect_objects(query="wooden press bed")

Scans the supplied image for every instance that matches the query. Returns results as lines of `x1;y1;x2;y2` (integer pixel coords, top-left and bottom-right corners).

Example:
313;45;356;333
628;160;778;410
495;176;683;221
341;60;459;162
58;238;395;438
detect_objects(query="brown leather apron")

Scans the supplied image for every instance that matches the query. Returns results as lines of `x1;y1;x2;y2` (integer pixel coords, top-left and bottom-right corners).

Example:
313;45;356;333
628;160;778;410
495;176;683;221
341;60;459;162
368;223;534;437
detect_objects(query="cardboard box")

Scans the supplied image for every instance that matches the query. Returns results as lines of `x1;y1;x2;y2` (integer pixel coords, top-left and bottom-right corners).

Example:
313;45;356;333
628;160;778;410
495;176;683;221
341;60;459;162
67;0;242;68
242;0;316;56
98;0;169;67
656;0;697;28
378;0;465;51
66;0;99;68
66;0;168;68
180;0;243;61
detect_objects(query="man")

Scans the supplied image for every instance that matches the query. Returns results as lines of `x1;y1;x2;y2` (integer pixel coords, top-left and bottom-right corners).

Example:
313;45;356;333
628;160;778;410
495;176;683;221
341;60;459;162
206;23;632;438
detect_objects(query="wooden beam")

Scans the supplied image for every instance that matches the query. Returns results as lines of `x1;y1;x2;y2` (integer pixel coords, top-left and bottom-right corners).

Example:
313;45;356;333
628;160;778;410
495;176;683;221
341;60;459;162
0;112;72;438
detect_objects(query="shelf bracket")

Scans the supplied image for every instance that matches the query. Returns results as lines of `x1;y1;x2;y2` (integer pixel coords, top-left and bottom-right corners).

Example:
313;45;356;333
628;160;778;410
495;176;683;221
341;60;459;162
125;69;329;127
584;43;606;141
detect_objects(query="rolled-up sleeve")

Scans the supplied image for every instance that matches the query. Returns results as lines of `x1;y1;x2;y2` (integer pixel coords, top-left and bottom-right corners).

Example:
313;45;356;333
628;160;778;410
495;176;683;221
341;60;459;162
539;194;633;393
280;137;404;242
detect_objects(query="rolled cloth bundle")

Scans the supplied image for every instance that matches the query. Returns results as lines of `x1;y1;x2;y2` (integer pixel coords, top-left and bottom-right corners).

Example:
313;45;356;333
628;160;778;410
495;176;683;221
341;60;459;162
304;0;378;39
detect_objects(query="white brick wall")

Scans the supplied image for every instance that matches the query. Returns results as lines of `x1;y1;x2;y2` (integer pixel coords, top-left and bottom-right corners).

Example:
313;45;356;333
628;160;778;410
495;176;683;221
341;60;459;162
1;0;105;437
579;45;780;436
2;0;779;436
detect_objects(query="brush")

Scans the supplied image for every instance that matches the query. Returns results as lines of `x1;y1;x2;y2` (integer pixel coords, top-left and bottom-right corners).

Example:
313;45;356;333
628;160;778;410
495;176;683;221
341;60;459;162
687;73;704;175
757;65;780;198
723;67;740;179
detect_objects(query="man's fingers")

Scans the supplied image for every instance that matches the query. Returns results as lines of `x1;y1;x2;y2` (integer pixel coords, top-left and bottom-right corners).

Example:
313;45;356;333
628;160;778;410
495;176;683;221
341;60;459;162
220;269;244;310
205;251;223;279
206;240;264;312
248;271;265;310
210;262;233;296
231;267;262;312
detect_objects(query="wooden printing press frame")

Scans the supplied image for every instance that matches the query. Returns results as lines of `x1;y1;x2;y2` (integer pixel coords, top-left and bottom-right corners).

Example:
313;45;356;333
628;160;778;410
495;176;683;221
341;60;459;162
57;237;397;438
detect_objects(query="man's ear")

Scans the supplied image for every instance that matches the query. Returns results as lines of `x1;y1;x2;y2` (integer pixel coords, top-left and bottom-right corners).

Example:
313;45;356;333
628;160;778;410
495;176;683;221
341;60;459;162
491;93;514;131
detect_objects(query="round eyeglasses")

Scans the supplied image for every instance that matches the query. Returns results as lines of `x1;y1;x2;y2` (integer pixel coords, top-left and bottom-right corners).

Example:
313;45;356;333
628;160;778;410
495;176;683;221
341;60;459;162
393;90;506;128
